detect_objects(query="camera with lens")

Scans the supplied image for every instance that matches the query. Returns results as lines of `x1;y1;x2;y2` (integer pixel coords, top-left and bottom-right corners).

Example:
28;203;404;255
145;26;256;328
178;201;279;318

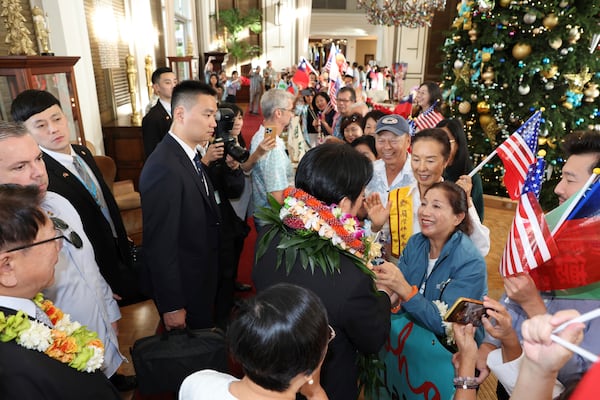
214;107;250;163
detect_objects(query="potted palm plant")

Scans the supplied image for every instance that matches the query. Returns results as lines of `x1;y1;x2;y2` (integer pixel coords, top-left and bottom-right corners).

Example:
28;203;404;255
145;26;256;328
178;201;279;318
217;8;262;69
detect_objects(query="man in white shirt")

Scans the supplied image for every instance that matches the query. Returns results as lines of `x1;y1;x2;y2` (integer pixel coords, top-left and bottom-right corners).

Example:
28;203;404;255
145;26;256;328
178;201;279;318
142;66;177;157
0;121;125;381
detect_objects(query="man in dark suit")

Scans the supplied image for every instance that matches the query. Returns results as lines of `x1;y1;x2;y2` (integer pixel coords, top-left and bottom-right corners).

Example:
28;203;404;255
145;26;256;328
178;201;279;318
10;90;139;306
142;66;177;158
139;80;221;330
0;185;120;400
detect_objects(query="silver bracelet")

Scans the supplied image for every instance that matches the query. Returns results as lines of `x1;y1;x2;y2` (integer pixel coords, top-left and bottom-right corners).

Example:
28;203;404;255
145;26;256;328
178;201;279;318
453;376;479;390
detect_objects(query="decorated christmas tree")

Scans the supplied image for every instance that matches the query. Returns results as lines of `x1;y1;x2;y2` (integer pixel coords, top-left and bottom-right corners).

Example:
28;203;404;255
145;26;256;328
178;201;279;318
441;0;600;209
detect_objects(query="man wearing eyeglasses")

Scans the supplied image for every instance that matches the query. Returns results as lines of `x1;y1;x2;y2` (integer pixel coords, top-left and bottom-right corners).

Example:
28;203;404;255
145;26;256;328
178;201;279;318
0;185;121;399
332;86;357;139
250;89;295;228
10;90;140;308
0;122;129;387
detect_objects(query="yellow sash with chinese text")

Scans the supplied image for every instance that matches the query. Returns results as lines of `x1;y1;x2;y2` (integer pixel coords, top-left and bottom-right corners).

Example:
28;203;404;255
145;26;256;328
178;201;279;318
388;186;412;258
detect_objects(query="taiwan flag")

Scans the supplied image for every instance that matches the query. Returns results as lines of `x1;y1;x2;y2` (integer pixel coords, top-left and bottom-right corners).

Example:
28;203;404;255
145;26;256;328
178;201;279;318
531;180;600;291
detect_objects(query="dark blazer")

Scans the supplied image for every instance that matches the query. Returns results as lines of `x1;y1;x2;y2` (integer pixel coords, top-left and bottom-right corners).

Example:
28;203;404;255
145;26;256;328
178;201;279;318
253;231;391;400
142;101;172;158
139;134;221;329
0;306;120;400
43;146;135;301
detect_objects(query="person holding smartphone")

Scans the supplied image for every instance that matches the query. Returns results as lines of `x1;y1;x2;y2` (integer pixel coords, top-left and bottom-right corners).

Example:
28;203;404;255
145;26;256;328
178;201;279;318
373;180;487;399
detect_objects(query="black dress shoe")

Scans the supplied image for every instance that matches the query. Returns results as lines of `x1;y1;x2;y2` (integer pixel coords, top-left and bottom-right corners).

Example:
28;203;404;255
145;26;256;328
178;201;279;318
110;373;138;392
235;282;252;292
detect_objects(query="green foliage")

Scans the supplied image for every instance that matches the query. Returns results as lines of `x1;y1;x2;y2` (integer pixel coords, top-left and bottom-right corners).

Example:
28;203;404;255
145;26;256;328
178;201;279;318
440;0;600;210
218;8;263;66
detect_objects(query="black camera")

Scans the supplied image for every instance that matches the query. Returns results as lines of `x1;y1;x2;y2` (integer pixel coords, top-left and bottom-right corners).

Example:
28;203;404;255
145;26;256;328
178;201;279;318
214;107;249;163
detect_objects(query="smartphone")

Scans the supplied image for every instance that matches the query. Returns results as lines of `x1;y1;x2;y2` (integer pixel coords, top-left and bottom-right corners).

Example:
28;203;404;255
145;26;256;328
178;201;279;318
444;297;486;327
264;125;278;140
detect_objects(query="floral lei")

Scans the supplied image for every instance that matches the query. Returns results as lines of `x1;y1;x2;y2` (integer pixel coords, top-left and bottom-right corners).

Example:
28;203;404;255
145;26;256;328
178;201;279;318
255;187;382;276
0;293;104;373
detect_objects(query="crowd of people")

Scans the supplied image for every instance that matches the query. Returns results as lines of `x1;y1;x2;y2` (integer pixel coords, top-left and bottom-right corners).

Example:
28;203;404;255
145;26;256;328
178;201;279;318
1;56;599;400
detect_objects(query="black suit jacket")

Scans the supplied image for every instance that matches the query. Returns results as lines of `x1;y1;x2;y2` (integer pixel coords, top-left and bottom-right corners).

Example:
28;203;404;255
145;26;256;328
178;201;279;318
142;101;172;158
43;146;134;299
252;230;391;400
139;134;221;329
0;307;120;400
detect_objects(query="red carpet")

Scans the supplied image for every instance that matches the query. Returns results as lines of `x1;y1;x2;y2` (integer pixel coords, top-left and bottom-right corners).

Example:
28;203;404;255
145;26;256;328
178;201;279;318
235;108;264;291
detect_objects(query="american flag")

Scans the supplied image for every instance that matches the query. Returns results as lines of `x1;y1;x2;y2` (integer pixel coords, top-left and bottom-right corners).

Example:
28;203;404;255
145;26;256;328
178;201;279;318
327;45;342;112
323;43;337;72
408;101;443;134
497;111;542;200
500;157;558;277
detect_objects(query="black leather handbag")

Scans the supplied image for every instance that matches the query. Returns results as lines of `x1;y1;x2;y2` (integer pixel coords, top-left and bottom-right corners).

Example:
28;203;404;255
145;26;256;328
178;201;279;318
131;327;228;394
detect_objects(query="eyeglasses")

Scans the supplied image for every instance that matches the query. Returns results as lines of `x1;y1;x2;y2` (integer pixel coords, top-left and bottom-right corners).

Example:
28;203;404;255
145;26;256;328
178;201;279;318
376;137;403;146
4;217;83;253
328;325;336;343
278;108;294;113
342;114;361;124
50;217;83;249
336;98;351;103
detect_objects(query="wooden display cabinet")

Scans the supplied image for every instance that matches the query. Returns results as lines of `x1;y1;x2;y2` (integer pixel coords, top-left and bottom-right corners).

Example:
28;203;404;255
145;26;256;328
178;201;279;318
167;56;195;81
0;56;85;145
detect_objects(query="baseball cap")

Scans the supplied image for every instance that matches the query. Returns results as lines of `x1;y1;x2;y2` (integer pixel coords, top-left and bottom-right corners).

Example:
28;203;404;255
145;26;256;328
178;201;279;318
375;114;410;136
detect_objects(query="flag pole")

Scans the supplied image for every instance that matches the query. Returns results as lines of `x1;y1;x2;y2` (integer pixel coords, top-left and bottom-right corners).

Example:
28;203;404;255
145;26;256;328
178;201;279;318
468;149;498;177
551;168;600;236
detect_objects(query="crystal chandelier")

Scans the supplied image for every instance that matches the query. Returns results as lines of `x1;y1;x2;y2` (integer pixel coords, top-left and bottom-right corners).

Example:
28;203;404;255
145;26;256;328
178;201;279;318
356;0;447;28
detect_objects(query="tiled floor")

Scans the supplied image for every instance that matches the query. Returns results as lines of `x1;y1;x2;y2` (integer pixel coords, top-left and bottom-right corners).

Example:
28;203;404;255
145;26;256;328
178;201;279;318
115;196;516;399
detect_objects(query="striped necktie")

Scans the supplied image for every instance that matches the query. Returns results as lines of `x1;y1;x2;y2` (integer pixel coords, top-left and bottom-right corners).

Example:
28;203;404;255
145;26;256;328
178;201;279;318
72;154;116;235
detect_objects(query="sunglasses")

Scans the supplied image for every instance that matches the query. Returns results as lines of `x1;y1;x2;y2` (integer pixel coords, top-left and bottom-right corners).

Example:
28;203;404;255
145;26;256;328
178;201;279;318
4;217;83;253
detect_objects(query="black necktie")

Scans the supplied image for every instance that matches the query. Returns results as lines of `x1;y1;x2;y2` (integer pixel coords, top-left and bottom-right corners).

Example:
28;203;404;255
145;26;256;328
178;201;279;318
193;152;209;195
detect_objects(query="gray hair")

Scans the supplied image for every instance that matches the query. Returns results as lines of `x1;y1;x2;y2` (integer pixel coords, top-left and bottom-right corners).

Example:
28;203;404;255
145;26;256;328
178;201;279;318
0;121;28;142
260;89;295;120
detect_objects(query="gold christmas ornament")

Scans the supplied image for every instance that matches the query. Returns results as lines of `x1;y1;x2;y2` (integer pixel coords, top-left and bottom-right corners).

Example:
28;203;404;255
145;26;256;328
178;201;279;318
481;52;492;62
458;101;472;114
499;0;511;7
541;65;559;79
562;101;573;110
477;101;491;114
482;67;495;86
543;13;559;30
568;27;581;44
584;83;599;102
479;114;493;127
468;28;478;42
564;67;593;92
512;43;532;59
549;37;562;49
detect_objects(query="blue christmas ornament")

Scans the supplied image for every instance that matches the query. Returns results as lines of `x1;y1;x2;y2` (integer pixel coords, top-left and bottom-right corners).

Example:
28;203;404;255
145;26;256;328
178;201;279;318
542;58;550;64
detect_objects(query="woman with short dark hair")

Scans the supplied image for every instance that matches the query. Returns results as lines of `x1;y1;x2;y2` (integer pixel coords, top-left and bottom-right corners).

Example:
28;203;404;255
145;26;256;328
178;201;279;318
179;283;331;399
253;143;391;400
340;113;364;144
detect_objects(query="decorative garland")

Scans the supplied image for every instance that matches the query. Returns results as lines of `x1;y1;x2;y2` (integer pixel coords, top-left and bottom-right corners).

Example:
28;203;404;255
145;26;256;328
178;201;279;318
0;293;104;372
255;187;382;276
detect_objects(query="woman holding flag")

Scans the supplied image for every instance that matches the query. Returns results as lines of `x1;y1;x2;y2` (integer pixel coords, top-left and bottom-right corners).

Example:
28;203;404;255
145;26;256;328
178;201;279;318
410;81;444;133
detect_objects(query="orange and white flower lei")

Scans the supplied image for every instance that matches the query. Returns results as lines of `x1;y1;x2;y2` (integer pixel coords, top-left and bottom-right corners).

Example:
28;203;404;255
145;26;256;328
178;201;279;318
280;187;382;268
0;293;104;373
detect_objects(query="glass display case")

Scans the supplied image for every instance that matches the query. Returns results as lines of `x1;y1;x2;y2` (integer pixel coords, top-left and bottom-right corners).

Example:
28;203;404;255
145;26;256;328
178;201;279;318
0;56;85;145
